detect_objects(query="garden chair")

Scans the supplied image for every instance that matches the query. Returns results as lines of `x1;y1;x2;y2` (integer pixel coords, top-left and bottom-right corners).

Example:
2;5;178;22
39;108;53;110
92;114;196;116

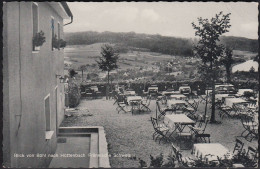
116;101;128;114
233;138;244;154
141;96;151;112
131;100;142;115
151;117;171;144
218;106;234;119
240;114;258;141
246;146;258;162
85;88;93;99
176;129;193;150
171;143;196;167
187;100;199;112
113;95;118;105
189;117;210;143
156;101;167;119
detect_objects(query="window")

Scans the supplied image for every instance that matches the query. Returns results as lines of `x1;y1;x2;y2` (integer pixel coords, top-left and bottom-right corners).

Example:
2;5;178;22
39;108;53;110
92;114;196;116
55;87;58;135
51;17;54;50
44;94;51;131
44;94;54;140
58;22;60;40
32;2;39;51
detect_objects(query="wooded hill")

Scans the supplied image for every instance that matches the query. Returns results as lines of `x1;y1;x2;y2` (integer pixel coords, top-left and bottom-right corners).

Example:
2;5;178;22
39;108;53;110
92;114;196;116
65;31;258;56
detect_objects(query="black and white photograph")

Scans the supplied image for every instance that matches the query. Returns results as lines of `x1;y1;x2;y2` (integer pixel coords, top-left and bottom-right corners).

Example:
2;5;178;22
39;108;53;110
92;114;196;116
2;1;259;168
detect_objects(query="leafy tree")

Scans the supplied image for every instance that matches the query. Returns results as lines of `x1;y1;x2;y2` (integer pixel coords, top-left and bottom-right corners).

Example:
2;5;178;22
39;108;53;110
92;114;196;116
78;65;87;82
96;44;119;99
192;11;231;123
69;68;78;78
249;66;255;73
220;47;234;83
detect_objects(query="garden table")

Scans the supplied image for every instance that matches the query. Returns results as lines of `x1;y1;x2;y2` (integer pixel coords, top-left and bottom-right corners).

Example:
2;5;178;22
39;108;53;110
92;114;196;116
162;91;177;96
90;86;99;92
192;143;232;162
167;100;187;107
148;87;158;92
237;89;254;96
215;94;229;101
126;96;142;105
170;94;187;100
225;98;248;107
164;114;195;133
124;90;136;96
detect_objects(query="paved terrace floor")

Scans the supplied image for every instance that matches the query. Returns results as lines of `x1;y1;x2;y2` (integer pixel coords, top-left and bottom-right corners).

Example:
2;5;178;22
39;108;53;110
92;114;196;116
60;97;258;168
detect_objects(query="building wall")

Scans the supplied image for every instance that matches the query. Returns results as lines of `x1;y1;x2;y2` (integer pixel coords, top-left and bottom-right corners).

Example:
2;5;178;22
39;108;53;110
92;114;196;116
3;2;66;167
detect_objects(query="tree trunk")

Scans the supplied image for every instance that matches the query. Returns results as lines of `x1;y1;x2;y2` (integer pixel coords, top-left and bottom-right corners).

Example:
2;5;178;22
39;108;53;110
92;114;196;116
210;62;216;123
226;67;231;83
81;70;84;82
106;71;110;100
204;85;208;119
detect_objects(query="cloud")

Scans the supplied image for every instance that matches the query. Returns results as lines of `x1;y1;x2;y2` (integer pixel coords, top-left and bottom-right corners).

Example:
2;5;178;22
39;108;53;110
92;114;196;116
140;9;160;22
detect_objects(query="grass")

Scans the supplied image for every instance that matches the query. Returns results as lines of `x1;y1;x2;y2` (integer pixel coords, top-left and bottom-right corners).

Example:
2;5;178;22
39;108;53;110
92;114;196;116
64;43;186;71
60;98;257;168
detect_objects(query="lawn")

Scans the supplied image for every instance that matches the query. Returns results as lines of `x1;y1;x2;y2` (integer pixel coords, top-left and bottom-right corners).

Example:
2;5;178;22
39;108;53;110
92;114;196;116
60;97;257;168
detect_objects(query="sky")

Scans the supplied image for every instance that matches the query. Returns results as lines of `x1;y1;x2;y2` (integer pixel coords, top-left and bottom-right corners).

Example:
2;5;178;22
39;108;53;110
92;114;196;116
64;2;258;39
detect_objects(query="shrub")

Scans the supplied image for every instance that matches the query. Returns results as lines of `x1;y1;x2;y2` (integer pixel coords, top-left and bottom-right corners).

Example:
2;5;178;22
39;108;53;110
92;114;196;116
139;153;177;168
68;79;81;108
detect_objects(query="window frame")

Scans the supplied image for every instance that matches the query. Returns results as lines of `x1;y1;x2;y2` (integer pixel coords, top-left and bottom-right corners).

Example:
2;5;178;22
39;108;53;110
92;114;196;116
44;94;54;140
32;2;40;52
51;16;55;51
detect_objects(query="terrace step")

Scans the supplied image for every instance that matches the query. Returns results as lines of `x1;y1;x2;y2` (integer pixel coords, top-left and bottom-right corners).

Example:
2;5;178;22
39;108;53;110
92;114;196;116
58;133;91;137
59;127;99;133
89;133;99;168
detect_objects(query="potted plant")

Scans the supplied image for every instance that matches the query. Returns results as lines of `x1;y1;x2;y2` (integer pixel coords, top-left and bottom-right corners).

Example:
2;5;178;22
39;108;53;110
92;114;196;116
59;39;67;49
32;30;46;51
52;34;59;50
52;35;67;50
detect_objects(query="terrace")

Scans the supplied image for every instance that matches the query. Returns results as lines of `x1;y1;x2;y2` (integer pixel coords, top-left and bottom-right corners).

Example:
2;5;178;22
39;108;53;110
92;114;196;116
61;89;258;168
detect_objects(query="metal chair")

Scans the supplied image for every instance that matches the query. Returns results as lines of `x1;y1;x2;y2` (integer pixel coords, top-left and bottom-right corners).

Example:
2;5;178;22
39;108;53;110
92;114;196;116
233;138;244;154
151;117;170;144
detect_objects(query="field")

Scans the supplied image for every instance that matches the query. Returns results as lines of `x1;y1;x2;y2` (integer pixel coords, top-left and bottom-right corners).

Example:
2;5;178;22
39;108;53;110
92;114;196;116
65;43;182;71
64;43;257;82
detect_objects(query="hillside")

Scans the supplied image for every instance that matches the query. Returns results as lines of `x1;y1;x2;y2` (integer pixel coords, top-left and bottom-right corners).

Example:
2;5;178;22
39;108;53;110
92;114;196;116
64;31;258;56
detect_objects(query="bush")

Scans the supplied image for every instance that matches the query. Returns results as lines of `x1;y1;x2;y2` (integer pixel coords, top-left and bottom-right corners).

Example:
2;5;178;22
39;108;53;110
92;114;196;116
68;80;81;108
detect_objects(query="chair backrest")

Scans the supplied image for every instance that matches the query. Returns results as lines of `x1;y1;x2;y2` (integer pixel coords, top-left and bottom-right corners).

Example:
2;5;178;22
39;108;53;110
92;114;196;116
145;96;152;106
171;143;182;162
156;101;162;113
151;117;160;128
151;117;157;128
200;117;209;133
117;94;125;103
233;138;244;154
240;114;253;124
247;146;257;161
171;143;179;156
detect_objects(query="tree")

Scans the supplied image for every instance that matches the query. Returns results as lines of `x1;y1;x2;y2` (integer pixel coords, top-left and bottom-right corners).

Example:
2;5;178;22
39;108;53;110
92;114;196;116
96;44;119;100
69;68;78;78
78;65;87;82
220;47;234;83
249;66;255;73
192;11;231;123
